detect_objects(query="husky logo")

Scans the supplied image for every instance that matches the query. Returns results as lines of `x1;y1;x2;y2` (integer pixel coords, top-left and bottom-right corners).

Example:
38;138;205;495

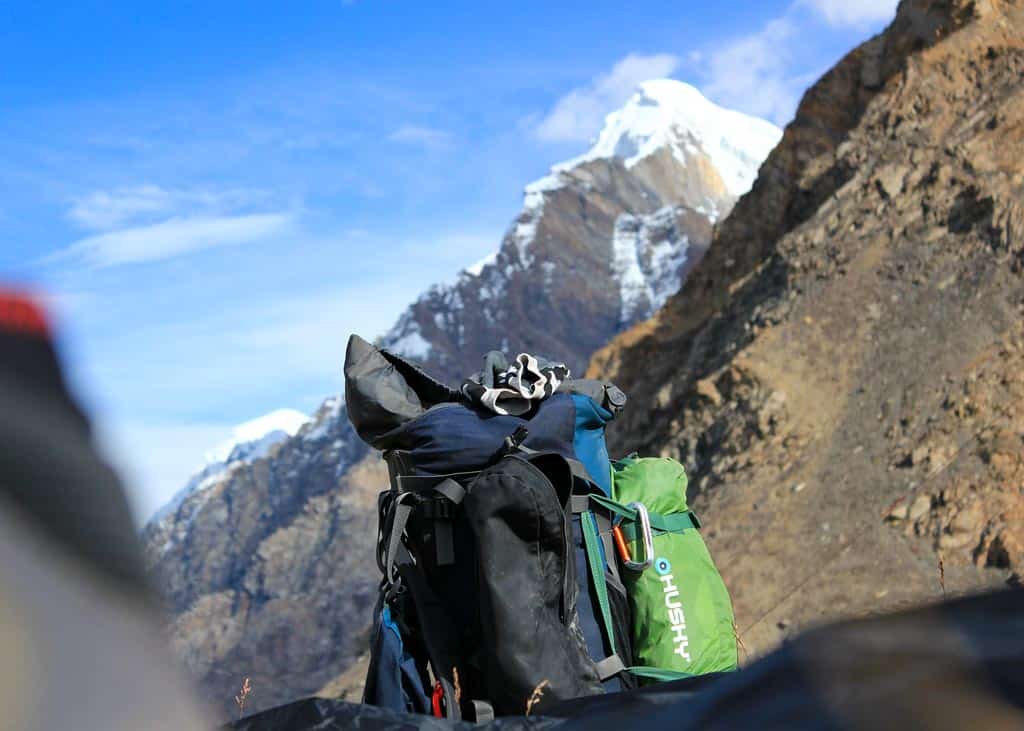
654;558;691;662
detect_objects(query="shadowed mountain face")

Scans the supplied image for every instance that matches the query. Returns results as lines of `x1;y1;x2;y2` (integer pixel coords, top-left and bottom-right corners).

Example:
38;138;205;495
590;0;1024;656
142;82;779;719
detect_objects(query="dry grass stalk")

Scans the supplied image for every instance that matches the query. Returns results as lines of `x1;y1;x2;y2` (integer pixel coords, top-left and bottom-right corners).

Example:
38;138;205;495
453;666;462;704
234;676;253;719
525;679;549;716
733;621;749;663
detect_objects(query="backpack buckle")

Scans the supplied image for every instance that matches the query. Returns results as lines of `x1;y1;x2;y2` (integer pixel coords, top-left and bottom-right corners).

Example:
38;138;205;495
622;502;654;571
417;496;454;520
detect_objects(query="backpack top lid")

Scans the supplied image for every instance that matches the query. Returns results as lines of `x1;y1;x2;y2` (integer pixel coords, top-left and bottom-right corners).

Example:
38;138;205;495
344;334;628;486
344;334;461;449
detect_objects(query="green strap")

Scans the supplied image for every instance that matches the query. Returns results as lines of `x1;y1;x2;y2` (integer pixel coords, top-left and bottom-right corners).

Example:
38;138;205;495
580;512;617;656
626;666;694;682
589;495;701;535
619;511;700;542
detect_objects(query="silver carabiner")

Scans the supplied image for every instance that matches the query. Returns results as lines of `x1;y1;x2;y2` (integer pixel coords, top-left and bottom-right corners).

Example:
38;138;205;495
623;502;654;571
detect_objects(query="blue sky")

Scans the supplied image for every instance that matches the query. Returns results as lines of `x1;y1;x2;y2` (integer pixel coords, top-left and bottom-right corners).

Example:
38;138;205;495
1;0;897;520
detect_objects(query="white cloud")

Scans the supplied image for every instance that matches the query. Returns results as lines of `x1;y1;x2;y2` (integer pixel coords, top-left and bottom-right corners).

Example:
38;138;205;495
801;0;898;27
697;18;805;125
389;124;454;149
52;213;292;268
535;53;680;143
68;184;263;231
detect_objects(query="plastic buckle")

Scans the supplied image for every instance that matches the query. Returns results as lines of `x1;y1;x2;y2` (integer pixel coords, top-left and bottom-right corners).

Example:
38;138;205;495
418;497;454;520
504;425;529;452
622;502;654;571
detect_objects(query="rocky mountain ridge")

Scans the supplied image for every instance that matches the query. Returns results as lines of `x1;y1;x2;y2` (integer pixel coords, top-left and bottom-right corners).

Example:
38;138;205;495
589;0;1024;656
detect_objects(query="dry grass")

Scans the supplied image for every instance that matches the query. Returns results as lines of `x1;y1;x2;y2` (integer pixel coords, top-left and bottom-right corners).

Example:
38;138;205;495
525;679;549;716
234;676;253;719
734;621;749;664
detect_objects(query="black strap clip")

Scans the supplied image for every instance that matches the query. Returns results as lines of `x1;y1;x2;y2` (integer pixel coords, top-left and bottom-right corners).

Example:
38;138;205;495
504;424;529;452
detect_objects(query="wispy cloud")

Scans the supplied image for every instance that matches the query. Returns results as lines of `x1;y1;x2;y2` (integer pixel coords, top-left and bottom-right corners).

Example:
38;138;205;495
697;18;805;126
68;184;265;231
801;0;898;27
388;124;454;149
534;53;680;143
51;213;293;269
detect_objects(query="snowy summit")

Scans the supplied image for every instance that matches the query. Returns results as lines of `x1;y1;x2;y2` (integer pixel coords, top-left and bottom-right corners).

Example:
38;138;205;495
148;408;309;525
380;78;782;365
203;408;310;466
547;79;783;198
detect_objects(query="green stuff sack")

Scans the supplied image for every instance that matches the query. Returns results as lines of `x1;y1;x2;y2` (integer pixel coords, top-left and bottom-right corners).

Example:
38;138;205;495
610;457;737;679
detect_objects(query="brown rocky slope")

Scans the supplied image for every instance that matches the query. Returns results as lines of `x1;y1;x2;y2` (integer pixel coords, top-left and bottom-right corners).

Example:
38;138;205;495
590;0;1024;657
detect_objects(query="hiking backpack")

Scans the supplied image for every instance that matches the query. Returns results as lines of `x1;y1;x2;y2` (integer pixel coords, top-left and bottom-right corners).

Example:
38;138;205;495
344;334;735;720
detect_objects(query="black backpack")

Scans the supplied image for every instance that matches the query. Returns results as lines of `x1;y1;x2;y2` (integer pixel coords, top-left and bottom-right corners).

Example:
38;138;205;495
344;335;636;720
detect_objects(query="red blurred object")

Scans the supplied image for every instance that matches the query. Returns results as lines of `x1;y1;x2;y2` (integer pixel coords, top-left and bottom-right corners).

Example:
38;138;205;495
0;289;49;337
431;681;444;717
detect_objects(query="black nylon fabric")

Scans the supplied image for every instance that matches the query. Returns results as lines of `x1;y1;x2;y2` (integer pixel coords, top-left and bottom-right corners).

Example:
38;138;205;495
463;454;603;715
386;395;578;476
344;335;624;478
344;334;461;449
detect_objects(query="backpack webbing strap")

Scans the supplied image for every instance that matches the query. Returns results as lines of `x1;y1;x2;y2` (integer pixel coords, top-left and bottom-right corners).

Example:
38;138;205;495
396;556;463;721
570;495;592;514
434;478;465;503
385;480;466;571
619;511;700;542
572;495;622;585
471;700;495;723
384;493;416;586
566;457;598;489
626;666;694;682
432;479;464;566
581;510;625;681
588;494;702;534
595;654;626;680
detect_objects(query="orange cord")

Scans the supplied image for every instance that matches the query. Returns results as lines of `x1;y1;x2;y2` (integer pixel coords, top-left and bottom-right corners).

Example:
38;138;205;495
612;525;631;564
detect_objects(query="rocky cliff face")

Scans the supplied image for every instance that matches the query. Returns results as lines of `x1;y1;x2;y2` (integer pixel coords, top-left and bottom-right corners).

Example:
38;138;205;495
143;82;779;719
590;0;1024;657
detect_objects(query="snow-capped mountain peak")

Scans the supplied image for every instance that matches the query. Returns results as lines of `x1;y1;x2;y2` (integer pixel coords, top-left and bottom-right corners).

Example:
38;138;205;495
203;408;310;466
147;408;310;527
380;79;781;368
563;79;783;198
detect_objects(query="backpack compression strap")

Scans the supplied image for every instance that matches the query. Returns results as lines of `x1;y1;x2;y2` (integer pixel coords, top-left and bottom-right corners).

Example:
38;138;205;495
579;509;626;681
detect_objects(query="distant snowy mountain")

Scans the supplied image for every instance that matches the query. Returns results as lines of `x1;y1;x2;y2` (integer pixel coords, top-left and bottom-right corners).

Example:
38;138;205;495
203;409;310;466
148;408;310;528
381;79;782;380
569;79;782;199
